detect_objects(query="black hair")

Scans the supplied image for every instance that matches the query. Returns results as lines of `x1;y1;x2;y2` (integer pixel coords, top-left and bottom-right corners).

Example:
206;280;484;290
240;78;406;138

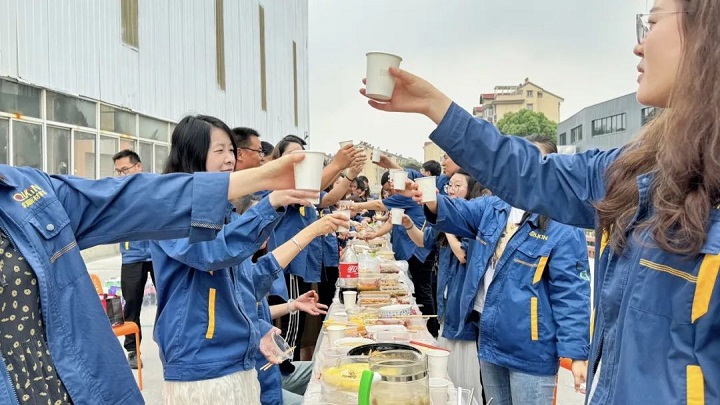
231;127;260;149
164;115;236;174
112;149;141;164
437;170;487;247
422;160;442;177
270;134;306;160
381;171;391;186
261;141;274;156
525;134;558;154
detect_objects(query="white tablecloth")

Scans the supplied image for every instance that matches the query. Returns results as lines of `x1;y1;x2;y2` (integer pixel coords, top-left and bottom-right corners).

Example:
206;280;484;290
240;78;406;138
302;298;461;404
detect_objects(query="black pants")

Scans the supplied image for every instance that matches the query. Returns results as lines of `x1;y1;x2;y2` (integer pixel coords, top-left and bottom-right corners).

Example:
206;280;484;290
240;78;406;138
121;261;155;353
269;274;311;361
317;266;339;309
408;252;439;337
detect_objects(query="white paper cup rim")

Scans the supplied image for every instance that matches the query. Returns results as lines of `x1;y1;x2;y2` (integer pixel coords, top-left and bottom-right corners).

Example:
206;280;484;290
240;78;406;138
366;51;403;61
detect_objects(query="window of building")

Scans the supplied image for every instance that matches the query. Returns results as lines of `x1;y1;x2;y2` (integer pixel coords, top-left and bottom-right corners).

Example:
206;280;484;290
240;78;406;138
537;92;543;98
46;91;97;128
259;6;267;111
0;119;7;165
526;90;533;98
570;125;582;144
641;107;657;125
293;40;299;127
121;0;139;48
99;136;118;178
119;138;136;154
12;122;42;168
139;141;154;173
591;113;626;136
215;0;226;91
139;115;168;142
154;144;169;174
526;103;533;111
47;127;71;175
558;132;567;145
101;105;136;136
73;131;96;179
0;79;42;118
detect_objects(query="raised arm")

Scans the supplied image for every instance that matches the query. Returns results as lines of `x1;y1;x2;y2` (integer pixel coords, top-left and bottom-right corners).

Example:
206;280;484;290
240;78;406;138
361;67;619;229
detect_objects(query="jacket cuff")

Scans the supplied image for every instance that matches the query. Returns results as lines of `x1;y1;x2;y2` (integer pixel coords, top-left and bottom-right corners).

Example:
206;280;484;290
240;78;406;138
189;172;231;243
557;343;589;361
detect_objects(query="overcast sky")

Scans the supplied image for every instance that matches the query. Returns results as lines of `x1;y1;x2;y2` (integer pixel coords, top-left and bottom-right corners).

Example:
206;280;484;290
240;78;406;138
308;0;649;160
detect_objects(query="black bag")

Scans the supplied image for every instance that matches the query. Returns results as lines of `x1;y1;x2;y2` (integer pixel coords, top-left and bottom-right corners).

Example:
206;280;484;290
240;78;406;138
98;294;124;326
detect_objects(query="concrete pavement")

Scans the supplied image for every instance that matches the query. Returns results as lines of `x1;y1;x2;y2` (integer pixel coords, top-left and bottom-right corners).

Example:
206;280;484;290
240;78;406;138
84;252;585;405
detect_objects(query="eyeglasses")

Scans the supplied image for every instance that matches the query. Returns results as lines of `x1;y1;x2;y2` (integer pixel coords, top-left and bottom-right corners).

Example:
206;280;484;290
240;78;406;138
114;162;139;176
636;11;687;44
239;147;265;159
443;183;464;193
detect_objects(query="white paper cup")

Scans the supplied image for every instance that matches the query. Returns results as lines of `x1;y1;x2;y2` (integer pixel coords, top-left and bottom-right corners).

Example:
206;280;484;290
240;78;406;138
391;208;405;225
337;210;351;233
429;378;449;405
292;150;325;192
339;140;354;148
365;52;402;101
391;170;408;190
326;325;346;347
416;176;437;203
372;149;382;163
427;349;450;379
343;291;357;310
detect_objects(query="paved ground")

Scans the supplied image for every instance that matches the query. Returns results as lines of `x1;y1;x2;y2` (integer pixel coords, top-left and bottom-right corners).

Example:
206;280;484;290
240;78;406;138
86;253;585;405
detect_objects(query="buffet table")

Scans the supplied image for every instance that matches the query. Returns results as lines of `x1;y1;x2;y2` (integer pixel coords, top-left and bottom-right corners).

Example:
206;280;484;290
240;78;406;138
302;296;462;404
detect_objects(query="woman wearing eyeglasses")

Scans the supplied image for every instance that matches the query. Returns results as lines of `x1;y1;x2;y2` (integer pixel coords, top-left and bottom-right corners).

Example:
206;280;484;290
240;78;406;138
361;0;720;403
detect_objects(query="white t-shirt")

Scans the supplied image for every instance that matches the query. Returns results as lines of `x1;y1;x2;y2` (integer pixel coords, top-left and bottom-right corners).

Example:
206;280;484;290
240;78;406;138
473;207;525;313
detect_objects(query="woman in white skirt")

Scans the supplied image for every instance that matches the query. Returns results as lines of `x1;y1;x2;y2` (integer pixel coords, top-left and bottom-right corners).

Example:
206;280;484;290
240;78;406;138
151;115;347;404
404;170;487;402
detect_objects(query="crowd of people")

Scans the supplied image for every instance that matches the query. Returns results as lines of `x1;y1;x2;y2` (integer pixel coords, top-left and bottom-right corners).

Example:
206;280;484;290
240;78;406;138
0;0;717;404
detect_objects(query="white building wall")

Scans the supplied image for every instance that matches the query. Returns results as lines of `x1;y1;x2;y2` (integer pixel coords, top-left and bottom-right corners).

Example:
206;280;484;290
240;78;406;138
0;0;309;141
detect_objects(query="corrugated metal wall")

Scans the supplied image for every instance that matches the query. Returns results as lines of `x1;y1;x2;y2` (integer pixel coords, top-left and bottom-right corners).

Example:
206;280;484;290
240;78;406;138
0;0;309;143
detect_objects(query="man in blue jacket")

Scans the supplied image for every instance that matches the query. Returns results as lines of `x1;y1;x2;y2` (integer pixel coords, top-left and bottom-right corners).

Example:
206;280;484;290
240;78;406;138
113;149;155;369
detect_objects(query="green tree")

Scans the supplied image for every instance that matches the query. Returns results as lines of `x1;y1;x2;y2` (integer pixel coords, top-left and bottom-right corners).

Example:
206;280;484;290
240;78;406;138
496;109;558;142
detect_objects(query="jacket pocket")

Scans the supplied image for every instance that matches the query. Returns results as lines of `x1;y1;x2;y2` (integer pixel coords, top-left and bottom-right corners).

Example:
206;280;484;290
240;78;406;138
205;288;217;339
530;297;539;341
629;256;699;323
27;199;81;288
686;364;704;405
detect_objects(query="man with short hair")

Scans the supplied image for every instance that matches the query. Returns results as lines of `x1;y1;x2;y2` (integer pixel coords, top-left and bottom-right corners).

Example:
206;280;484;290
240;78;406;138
232;127;265;170
112;149;155;369
421;160;442;177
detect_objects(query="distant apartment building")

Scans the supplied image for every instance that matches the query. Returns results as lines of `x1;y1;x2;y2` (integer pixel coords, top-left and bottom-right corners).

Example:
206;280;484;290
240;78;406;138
475;78;564;124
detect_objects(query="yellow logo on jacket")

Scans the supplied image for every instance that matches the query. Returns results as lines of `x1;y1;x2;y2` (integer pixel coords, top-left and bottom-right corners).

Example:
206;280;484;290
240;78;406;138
529;231;549;241
13;185;47;209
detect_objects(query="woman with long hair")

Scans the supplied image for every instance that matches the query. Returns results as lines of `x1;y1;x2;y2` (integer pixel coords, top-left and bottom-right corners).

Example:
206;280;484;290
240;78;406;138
403;170;488;401
362;1;719;402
